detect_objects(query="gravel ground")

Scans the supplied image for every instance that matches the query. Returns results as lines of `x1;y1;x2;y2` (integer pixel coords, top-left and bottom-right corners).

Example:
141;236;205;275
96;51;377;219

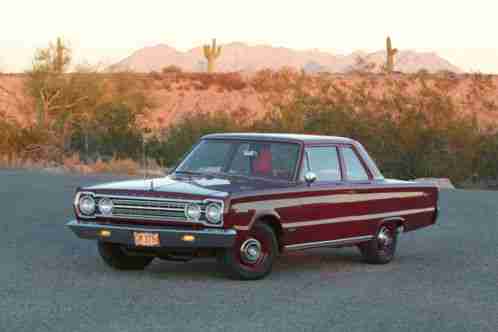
0;170;496;332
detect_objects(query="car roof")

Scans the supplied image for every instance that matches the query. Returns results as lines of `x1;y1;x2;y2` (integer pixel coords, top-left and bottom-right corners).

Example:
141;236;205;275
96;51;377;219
201;133;356;144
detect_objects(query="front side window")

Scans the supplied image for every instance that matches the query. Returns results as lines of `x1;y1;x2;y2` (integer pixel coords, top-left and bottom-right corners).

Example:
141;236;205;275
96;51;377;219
176;140;300;181
304;146;342;182
342;146;370;181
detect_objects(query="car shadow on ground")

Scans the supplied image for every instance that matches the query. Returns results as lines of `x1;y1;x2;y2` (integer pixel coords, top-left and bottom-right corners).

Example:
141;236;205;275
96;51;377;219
68;243;409;281
141;247;370;280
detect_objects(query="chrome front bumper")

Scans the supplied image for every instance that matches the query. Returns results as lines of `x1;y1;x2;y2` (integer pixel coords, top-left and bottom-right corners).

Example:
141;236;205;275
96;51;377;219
66;220;237;248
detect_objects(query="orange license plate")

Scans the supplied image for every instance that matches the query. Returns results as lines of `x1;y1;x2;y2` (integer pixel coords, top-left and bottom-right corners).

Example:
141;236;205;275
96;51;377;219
133;232;160;247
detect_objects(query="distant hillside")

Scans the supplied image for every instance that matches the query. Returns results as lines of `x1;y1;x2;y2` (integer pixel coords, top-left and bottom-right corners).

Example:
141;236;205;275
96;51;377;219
110;42;462;73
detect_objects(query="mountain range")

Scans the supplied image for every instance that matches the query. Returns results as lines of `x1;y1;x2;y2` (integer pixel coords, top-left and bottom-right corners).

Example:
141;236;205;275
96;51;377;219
111;42;462;74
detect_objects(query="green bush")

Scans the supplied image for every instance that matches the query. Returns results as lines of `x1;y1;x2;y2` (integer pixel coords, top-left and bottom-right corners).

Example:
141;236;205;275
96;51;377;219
71;103;143;160
146;86;498;185
146;112;242;167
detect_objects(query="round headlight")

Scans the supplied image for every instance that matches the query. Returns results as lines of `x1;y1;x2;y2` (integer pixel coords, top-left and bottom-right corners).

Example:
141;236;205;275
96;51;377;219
98;198;114;216
185;203;201;221
205;203;222;224
79;195;96;216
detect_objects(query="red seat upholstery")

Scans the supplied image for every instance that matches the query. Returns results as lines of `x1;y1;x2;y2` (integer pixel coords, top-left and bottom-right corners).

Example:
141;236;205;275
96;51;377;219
253;147;272;175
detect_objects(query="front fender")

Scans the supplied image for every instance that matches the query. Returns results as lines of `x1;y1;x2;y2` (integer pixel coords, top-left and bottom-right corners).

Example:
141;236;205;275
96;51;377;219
230;209;281;232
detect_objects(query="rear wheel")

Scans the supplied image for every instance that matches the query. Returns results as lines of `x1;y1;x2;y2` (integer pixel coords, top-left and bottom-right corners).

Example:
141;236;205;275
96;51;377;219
358;224;397;264
218;223;278;280
98;242;154;270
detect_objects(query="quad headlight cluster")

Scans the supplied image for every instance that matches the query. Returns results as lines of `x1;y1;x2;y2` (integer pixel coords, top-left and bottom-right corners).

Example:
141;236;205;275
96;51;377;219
185;203;202;220
75;192;223;226
184;201;223;225
98;198;114;216
75;193;113;217
78;195;96;216
205;203;223;224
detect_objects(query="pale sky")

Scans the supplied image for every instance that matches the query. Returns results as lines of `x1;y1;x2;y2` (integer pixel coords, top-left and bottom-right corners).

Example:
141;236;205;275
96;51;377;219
1;0;498;72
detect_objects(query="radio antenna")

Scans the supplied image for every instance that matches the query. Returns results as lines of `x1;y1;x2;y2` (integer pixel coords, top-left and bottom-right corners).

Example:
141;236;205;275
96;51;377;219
142;134;148;180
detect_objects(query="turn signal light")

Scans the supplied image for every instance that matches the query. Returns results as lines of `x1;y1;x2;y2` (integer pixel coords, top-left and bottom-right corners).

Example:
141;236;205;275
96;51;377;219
99;230;111;237
181;234;196;242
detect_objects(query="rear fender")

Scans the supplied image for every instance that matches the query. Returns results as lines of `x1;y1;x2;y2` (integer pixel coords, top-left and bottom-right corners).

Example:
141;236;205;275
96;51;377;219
379;216;406;234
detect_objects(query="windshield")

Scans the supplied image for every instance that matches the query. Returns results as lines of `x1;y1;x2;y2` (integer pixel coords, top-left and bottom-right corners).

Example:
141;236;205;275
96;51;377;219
175;140;301;181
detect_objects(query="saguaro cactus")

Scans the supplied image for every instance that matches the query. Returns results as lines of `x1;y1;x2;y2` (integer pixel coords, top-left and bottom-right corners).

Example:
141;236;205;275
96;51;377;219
203;39;222;73
385;36;398;73
54;37;67;73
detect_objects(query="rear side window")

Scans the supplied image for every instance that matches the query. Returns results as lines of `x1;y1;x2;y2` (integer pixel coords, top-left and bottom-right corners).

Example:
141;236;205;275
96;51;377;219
305;147;341;182
341;147;369;181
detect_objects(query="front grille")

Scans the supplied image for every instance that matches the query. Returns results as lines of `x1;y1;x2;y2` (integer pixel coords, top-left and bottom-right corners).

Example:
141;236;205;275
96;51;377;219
112;199;186;211
94;195;211;224
112;207;188;220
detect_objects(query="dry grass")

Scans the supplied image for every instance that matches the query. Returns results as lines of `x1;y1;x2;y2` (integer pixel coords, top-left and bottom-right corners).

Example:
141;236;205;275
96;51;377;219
89;157;139;175
0;154;53;169
0;153;164;176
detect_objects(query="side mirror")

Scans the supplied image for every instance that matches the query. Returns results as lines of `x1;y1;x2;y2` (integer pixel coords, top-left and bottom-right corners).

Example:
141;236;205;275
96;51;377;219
304;171;317;185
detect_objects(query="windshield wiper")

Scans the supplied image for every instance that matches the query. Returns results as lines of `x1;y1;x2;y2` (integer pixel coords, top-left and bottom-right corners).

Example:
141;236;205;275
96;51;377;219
174;170;217;179
174;170;204;176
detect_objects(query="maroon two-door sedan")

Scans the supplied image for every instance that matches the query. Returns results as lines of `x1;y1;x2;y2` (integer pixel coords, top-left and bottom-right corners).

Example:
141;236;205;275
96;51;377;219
67;133;439;280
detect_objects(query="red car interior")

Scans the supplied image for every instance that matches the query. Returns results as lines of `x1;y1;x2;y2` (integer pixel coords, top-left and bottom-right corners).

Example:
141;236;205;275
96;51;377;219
253;147;273;175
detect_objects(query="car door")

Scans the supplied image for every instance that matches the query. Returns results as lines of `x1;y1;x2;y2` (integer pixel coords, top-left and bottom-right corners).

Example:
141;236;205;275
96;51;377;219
284;145;349;245
337;145;375;238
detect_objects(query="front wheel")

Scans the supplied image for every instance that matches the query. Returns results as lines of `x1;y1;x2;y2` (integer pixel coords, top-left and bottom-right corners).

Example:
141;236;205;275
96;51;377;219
358;224;398;264
98;242;154;270
218;223;278;280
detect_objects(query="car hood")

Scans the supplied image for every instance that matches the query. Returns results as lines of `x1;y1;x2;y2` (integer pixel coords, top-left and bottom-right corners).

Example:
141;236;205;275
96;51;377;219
83;175;293;198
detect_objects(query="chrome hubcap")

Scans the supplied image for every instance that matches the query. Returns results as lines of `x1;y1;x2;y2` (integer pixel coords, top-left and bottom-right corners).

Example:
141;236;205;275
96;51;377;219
378;226;393;249
240;238;262;264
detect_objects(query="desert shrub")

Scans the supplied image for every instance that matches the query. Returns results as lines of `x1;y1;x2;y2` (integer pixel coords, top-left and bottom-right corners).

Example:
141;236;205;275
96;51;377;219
141;78;498;185
162;65;183;74
0;118;19;155
91;156;140;175
255;85;493;183
71;103;143;160
149;71;162;80
0;117;59;162
250;67;303;93
147;111;244;167
197;72;246;91
174;72;247;91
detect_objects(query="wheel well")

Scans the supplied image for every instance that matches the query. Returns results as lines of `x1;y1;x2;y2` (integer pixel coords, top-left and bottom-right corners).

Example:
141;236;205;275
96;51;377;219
380;217;405;231
256;216;284;252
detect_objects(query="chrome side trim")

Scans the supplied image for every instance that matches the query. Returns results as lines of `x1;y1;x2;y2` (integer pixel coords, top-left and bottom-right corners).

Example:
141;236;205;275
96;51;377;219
232;192;427;213
233;225;250;231
282;207;435;229
234;208;432;232
284;235;374;251
381;216;406;223
230;183;437;200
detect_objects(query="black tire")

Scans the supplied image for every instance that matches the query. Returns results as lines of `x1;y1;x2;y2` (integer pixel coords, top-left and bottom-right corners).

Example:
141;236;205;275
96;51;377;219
218;223;278;280
358;224;398;264
98;242;154;270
